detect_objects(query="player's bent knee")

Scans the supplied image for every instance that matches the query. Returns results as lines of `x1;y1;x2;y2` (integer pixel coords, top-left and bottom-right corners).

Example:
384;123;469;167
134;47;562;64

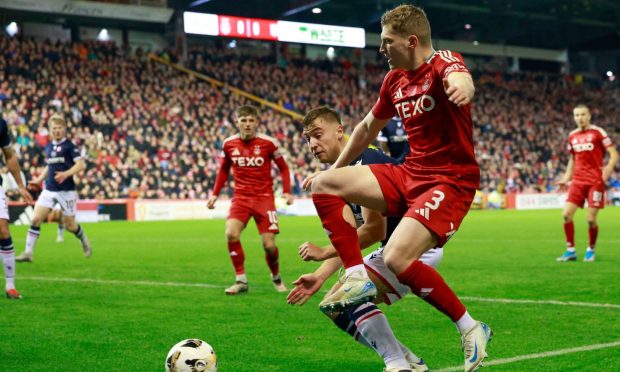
225;233;240;242
262;244;276;252
64;219;78;231
0;224;10;239
311;172;340;195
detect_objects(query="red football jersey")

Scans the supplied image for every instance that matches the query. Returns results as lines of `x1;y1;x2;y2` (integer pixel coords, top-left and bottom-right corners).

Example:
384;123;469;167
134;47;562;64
213;133;290;197
372;50;479;182
567;125;613;184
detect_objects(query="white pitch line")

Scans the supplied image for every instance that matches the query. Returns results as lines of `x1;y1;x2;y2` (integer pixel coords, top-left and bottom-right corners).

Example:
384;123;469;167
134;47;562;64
20;276;224;289
460;296;620;309
434;340;620;372
20;276;620;310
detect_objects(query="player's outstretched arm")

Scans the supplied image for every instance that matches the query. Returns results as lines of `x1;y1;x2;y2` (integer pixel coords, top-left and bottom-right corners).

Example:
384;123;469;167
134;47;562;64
298;207;386;262
31;166;48;185
357;206;387;249
443;71;475;106
332;112;389;169
555;158;574;191
603;146;619;181
287;257;342;305
2;146;33;203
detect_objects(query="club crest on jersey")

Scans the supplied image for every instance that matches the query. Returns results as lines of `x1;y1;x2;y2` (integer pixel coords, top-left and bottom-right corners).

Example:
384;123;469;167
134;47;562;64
421;73;431;91
253;145;261;155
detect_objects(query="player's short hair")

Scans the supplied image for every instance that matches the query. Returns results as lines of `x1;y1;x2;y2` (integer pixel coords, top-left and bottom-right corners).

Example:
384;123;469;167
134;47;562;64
234;105;260;119
303;106;342;134
381;4;431;47
574;103;590;112
48;114;67;127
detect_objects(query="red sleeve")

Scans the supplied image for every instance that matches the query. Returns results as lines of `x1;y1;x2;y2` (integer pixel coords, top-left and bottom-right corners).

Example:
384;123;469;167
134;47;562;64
434;50;470;79
211;154;231;197
567;135;575;156
371;71;397;120
274;156;291;194
599;129;613;148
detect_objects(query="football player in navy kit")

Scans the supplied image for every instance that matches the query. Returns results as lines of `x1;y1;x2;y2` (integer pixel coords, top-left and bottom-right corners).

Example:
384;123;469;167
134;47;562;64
0;117;33;299
16;114;92;262
288;107;442;371
376;116;409;163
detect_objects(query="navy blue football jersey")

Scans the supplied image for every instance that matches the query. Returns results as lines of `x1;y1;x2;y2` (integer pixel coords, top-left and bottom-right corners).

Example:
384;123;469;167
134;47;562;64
0;118;11;149
45;139;81;191
377;116;409;163
348;148;400;247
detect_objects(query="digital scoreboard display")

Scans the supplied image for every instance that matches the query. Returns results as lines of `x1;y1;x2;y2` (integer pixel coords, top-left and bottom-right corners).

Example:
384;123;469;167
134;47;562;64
184;11;366;48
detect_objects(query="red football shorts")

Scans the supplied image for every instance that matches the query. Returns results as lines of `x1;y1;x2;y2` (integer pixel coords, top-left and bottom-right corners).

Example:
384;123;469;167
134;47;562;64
368;163;477;247
228;196;280;234
567;181;606;209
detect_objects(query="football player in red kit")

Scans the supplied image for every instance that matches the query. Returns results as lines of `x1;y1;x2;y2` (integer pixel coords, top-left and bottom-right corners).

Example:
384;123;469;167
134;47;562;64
556;104;618;262
302;5;491;371
208;105;294;295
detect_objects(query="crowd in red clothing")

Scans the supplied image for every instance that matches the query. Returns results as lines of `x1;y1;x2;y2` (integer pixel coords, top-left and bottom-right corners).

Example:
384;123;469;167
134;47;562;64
0;36;618;201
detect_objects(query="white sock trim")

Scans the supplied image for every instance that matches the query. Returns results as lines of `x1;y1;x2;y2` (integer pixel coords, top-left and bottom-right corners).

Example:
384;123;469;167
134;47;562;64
455;311;476;334
345;264;367;277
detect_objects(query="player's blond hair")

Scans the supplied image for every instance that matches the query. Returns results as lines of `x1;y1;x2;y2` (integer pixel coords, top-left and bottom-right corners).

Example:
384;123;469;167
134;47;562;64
381;4;431;47
48;114;67;127
574;103;590;112
302;106;342;135
234;105;260;119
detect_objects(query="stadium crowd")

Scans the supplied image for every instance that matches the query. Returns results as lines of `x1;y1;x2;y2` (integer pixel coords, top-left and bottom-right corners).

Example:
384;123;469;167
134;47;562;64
0;36;618;201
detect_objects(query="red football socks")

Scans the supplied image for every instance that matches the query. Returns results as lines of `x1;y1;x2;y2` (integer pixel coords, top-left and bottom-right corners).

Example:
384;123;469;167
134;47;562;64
397;260;466;322
265;248;280;276
563;222;575;248
227;240;245;275
588;226;598;248
312;193;363;268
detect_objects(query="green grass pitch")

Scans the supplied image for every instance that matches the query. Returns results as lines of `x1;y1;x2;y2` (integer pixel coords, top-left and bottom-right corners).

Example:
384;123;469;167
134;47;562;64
2;208;619;371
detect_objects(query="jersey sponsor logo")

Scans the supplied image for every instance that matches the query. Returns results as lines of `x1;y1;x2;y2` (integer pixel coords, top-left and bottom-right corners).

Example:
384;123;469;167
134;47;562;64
394;94;436;119
572;142;594;152
231;156;265;167
47;157;66;164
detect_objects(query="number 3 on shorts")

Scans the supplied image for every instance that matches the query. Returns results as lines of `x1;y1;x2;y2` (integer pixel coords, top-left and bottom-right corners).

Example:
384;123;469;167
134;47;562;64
424;190;445;210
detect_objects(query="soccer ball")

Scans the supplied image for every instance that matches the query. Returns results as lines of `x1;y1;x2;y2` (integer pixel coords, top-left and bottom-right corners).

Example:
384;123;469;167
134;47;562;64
165;339;217;372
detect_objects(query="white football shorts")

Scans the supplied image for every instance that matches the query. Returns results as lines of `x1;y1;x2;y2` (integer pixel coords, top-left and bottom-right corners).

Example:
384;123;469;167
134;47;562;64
0;187;8;221
37;189;78;216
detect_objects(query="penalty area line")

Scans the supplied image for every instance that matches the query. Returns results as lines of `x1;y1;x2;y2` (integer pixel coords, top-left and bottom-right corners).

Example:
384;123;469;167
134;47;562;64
434;340;620;372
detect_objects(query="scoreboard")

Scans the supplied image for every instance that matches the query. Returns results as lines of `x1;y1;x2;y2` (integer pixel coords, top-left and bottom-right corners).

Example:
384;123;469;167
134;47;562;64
184;11;366;48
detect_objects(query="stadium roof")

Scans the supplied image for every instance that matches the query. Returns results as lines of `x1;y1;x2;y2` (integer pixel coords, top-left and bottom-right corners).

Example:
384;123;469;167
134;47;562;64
177;0;620;51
